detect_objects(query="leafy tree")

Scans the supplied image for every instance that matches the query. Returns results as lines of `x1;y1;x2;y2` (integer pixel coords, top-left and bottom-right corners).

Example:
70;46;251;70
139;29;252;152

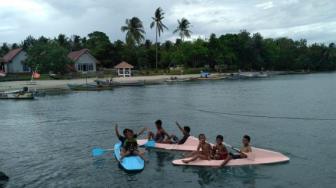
70;35;82;51
85;31;112;67
173;18;192;41
0;43;10;56
56;34;70;49
22;35;36;50
150;7;168;69
25;41;72;73
121;17;146;46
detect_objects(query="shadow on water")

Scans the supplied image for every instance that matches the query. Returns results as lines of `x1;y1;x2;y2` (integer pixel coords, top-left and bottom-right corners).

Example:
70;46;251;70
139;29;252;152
154;150;175;168
0;171;9;188
179;165;259;188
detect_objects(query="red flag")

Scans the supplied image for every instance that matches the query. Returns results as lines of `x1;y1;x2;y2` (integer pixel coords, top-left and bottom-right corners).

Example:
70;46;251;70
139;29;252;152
32;71;40;79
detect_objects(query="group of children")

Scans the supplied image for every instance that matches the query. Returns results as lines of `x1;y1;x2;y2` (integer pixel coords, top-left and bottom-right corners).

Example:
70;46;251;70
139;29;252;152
182;134;251;166
115;119;252;166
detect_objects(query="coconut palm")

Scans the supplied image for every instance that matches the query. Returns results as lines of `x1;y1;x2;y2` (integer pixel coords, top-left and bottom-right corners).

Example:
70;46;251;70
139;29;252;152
150;7;168;69
173;18;192;41
121;17;146;46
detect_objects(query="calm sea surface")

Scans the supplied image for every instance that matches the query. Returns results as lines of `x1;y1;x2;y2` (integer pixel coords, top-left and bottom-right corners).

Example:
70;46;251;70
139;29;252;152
1;73;336;188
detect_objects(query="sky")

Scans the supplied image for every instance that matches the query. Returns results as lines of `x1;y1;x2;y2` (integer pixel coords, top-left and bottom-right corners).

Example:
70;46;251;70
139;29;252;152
0;0;336;44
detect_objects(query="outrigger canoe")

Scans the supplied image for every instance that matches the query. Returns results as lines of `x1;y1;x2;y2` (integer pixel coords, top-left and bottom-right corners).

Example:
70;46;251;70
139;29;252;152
114;142;145;172
172;147;289;167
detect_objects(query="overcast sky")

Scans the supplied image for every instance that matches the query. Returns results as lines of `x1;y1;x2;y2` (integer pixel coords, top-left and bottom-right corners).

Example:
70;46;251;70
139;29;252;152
1;0;336;44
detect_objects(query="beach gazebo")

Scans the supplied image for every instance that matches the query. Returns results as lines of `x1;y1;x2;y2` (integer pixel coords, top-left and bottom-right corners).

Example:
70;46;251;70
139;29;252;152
114;61;134;77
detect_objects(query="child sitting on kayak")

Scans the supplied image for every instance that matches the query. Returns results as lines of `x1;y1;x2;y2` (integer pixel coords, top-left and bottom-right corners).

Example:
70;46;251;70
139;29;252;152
230;135;252;159
165;121;191;144
114;124;146;146
114;124;146;161
182;134;212;163
239;135;252;158
147;120;170;143
211;135;231;166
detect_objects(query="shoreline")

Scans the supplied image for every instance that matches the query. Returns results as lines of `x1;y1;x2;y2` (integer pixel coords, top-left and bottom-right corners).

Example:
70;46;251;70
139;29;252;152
0;74;202;93
0;71;321;93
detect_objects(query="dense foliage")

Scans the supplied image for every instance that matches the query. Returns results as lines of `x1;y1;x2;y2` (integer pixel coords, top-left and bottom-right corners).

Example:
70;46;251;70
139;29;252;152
1;30;336;73
25;39;72;74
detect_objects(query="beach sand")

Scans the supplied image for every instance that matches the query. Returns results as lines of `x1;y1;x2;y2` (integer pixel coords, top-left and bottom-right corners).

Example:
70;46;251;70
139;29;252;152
0;74;203;92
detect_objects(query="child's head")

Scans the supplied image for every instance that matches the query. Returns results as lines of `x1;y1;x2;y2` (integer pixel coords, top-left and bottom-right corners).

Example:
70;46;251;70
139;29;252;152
123;128;131;136
243;135;251;146
126;129;135;139
184;126;191;133
155;119;162;129
216;135;224;144
198;134;206;143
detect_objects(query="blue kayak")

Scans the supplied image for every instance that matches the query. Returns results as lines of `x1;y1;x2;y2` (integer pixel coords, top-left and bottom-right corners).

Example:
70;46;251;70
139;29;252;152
114;142;145;172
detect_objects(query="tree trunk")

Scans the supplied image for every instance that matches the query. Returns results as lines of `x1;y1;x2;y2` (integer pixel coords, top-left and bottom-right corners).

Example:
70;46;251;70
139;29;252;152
155;26;158;69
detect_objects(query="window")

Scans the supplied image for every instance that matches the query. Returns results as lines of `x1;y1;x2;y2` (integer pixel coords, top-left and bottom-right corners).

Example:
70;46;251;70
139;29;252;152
89;64;93;71
77;64;81;71
119;69;123;75
23;64;30;72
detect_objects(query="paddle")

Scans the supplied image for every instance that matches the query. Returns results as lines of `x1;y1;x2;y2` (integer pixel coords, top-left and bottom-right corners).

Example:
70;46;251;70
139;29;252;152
92;147;114;157
224;143;254;160
224;143;241;153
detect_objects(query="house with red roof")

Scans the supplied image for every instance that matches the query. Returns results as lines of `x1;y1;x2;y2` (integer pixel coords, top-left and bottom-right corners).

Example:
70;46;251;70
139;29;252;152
0;48;30;73
114;61;134;77
67;49;98;72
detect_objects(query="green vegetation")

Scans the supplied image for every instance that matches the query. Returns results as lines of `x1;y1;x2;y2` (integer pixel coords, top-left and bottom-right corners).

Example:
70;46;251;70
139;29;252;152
1;7;336;73
150;7;168;69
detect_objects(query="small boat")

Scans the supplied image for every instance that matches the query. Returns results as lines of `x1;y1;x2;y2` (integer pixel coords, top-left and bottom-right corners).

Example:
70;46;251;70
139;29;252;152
114;142;145;172
112;80;145;87
67;83;113;91
238;72;269;79
49;73;62;80
144;79;165;85
166;77;191;82
196;76;225;80
172;147;289;167
0;87;34;100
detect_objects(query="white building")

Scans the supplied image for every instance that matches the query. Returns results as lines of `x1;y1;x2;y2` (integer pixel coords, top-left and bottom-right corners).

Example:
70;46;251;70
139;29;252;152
114;61;134;77
0;48;30;73
68;49;98;72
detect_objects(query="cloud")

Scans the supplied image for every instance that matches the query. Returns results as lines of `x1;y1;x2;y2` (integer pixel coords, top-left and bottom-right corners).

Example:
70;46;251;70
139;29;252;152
0;0;335;44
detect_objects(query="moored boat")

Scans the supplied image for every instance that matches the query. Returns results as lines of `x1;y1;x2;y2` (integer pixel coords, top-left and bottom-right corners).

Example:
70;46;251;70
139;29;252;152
67;83;113;91
0;87;34;100
112;80;145;87
166;77;192;82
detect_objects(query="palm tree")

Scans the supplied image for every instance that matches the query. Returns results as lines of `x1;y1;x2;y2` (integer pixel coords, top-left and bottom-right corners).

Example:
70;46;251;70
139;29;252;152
173;18;192;41
121;17;145;46
150;7;168;69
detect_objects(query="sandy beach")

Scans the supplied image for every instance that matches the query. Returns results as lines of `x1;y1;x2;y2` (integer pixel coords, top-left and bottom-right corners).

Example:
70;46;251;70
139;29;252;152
0;74;204;92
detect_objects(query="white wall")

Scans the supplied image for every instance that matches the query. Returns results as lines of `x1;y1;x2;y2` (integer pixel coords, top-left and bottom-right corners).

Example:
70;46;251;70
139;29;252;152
75;53;97;72
6;51;30;73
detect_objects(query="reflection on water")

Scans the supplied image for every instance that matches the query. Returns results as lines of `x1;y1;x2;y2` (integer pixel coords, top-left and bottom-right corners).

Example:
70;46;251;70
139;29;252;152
155;151;175;169
0;171;9;188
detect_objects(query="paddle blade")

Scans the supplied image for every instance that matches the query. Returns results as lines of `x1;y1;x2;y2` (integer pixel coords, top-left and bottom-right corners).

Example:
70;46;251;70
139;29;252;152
92;148;105;157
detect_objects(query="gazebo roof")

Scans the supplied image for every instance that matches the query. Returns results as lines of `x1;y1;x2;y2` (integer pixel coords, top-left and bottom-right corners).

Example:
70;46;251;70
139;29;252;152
114;61;134;69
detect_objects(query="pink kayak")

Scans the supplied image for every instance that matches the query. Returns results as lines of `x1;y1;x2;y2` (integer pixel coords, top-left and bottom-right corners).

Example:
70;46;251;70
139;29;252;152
172;147;290;167
137;136;201;151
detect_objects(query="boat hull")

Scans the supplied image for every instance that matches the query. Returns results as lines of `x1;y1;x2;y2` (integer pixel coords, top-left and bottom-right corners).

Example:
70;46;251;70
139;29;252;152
172;147;289;167
0;92;34;100
114;142;145;172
